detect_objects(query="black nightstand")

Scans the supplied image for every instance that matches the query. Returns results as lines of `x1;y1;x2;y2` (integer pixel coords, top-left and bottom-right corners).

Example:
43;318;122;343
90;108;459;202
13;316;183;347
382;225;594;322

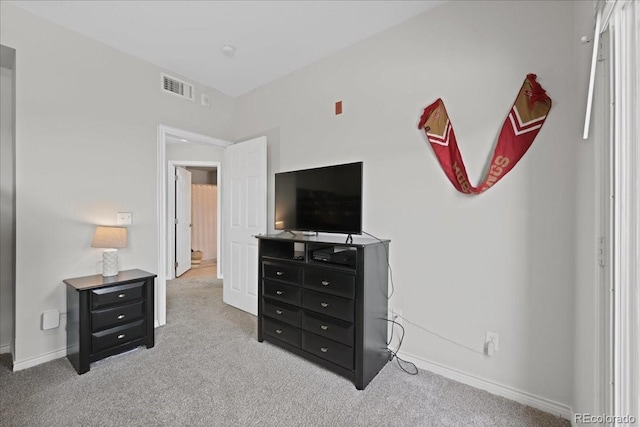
64;269;156;374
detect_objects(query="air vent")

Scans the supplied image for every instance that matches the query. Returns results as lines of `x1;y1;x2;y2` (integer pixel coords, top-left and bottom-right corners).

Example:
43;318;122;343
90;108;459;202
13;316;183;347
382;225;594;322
161;73;194;101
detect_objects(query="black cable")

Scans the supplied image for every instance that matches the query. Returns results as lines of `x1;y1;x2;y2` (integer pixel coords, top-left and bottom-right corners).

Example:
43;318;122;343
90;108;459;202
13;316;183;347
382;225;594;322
386;318;418;375
361;231;395;299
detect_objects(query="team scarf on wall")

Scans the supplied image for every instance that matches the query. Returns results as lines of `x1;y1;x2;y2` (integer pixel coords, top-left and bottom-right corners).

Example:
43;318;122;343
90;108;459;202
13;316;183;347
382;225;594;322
418;74;552;194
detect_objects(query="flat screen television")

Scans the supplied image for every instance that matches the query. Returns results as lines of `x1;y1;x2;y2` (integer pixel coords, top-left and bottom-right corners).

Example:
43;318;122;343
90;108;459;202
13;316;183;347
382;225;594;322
274;162;362;234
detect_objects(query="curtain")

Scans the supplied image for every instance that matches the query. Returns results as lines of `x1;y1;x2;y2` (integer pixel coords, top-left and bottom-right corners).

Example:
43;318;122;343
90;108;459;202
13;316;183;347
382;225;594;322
191;184;217;261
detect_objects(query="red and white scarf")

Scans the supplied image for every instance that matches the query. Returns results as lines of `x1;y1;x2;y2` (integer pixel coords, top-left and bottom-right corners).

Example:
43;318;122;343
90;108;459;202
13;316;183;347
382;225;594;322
418;74;552;194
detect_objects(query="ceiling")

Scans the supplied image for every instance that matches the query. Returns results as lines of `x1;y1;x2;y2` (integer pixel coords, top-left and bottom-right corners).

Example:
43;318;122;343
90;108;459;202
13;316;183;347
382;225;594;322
10;0;444;97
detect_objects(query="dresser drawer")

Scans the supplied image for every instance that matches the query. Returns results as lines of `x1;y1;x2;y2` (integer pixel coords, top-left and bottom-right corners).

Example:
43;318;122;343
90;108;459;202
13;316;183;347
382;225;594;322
302;331;353;370
263;299;301;327
263;280;301;306
91;319;145;354
263;317;301;348
263;262;302;285
92;301;144;332
304;268;355;299
302;290;354;322
91;281;144;310
302;311;354;346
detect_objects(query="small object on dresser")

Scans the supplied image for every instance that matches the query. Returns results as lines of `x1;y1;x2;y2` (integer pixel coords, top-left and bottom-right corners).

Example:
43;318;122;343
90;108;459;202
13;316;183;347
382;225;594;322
91;226;128;277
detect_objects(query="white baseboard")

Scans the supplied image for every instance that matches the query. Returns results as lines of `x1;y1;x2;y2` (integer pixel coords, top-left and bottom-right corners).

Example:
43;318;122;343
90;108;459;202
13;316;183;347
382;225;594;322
0;344;11;354
12;347;67;371
396;350;573;421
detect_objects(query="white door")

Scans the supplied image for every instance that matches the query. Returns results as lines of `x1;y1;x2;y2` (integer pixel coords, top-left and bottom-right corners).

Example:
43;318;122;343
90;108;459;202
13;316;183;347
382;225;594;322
223;136;267;315
175;166;192;277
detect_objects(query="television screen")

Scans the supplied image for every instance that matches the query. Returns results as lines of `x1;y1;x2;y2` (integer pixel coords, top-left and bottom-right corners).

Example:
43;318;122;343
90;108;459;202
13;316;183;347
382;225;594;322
275;162;362;234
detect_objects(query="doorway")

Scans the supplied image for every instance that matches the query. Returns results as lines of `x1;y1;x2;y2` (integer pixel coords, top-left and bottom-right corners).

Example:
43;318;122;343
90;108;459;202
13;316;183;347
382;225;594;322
157;125;231;326
157;126;267;327
0;45;16;360
171;164;219;280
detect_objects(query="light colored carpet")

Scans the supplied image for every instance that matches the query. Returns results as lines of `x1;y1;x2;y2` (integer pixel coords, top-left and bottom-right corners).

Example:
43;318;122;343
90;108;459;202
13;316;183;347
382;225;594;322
0;277;569;426
180;259;217;279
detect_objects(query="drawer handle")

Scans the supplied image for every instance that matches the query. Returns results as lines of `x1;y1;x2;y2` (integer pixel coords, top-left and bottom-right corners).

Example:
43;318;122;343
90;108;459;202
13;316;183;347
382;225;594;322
276;271;284;276
117;334;125;339
118;293;126;298
320;302;329;308
117;314;125;320
320;347;328;353
276;290;283;295
321;281;330;286
275;329;283;334
320;325;328;330
275;310;283;315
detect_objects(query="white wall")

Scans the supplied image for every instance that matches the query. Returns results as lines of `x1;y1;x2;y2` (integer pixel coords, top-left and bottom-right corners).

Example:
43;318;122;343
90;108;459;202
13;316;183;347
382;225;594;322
0;64;15;354
0;2;234;366
234;0;581;409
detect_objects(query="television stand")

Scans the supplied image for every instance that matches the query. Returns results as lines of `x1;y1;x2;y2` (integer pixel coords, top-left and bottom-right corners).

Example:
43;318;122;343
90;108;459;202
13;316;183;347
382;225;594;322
277;230;296;237
256;233;390;390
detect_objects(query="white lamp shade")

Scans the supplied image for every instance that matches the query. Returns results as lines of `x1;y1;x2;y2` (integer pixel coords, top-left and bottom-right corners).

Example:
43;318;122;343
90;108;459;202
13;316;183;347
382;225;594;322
91;226;127;249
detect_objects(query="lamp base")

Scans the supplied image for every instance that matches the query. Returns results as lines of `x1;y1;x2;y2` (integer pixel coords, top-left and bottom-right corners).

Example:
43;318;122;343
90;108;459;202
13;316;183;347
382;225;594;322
102;249;119;277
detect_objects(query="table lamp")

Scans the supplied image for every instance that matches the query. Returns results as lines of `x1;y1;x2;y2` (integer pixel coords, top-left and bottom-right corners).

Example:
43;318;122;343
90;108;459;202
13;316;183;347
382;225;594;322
91;226;128;277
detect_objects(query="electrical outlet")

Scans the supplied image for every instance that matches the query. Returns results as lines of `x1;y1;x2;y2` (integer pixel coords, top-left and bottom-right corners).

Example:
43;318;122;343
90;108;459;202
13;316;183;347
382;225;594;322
485;331;499;355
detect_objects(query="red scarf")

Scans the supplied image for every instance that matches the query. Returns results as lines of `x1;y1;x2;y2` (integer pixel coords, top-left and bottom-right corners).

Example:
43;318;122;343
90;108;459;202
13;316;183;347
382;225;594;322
418;74;552;194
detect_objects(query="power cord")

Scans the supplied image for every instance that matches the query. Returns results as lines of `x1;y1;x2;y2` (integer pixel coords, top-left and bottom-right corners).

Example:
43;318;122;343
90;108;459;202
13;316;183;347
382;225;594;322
362;230;482;376
395;312;485;355
386;318;418;375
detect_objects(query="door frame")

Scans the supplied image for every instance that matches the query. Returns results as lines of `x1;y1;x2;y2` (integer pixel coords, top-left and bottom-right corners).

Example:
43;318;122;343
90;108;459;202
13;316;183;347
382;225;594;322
167;161;221;281
156;125;231;326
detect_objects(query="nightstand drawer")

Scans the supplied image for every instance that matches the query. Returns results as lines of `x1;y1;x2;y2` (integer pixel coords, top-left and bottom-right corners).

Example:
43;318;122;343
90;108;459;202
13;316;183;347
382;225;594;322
263;299;301;327
302;290;354;322
91;319;145;353
263;280;301;306
263;317;301;347
302;311;354;346
92;301;144;332
304;268;355;299
91;281;144;310
263;262;302;285
302;331;353;370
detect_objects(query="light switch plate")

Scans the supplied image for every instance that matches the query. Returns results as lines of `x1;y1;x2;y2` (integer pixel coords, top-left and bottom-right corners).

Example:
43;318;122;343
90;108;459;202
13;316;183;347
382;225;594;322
117;212;132;225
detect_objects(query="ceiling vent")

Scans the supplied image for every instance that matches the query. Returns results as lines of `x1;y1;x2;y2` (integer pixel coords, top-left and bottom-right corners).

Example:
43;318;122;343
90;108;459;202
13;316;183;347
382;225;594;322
161;73;194;101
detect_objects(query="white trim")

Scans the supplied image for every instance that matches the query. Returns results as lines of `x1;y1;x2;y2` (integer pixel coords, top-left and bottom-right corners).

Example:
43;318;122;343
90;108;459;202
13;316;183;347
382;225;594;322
12;347;67;371
0;344;11;354
156;125;230;327
396;350;573;420
161;125;232;148
610;2;639;422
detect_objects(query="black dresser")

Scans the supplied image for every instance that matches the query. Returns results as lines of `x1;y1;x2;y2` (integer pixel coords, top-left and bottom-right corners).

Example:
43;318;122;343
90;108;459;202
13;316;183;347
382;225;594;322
64;269;156;374
256;234;389;390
